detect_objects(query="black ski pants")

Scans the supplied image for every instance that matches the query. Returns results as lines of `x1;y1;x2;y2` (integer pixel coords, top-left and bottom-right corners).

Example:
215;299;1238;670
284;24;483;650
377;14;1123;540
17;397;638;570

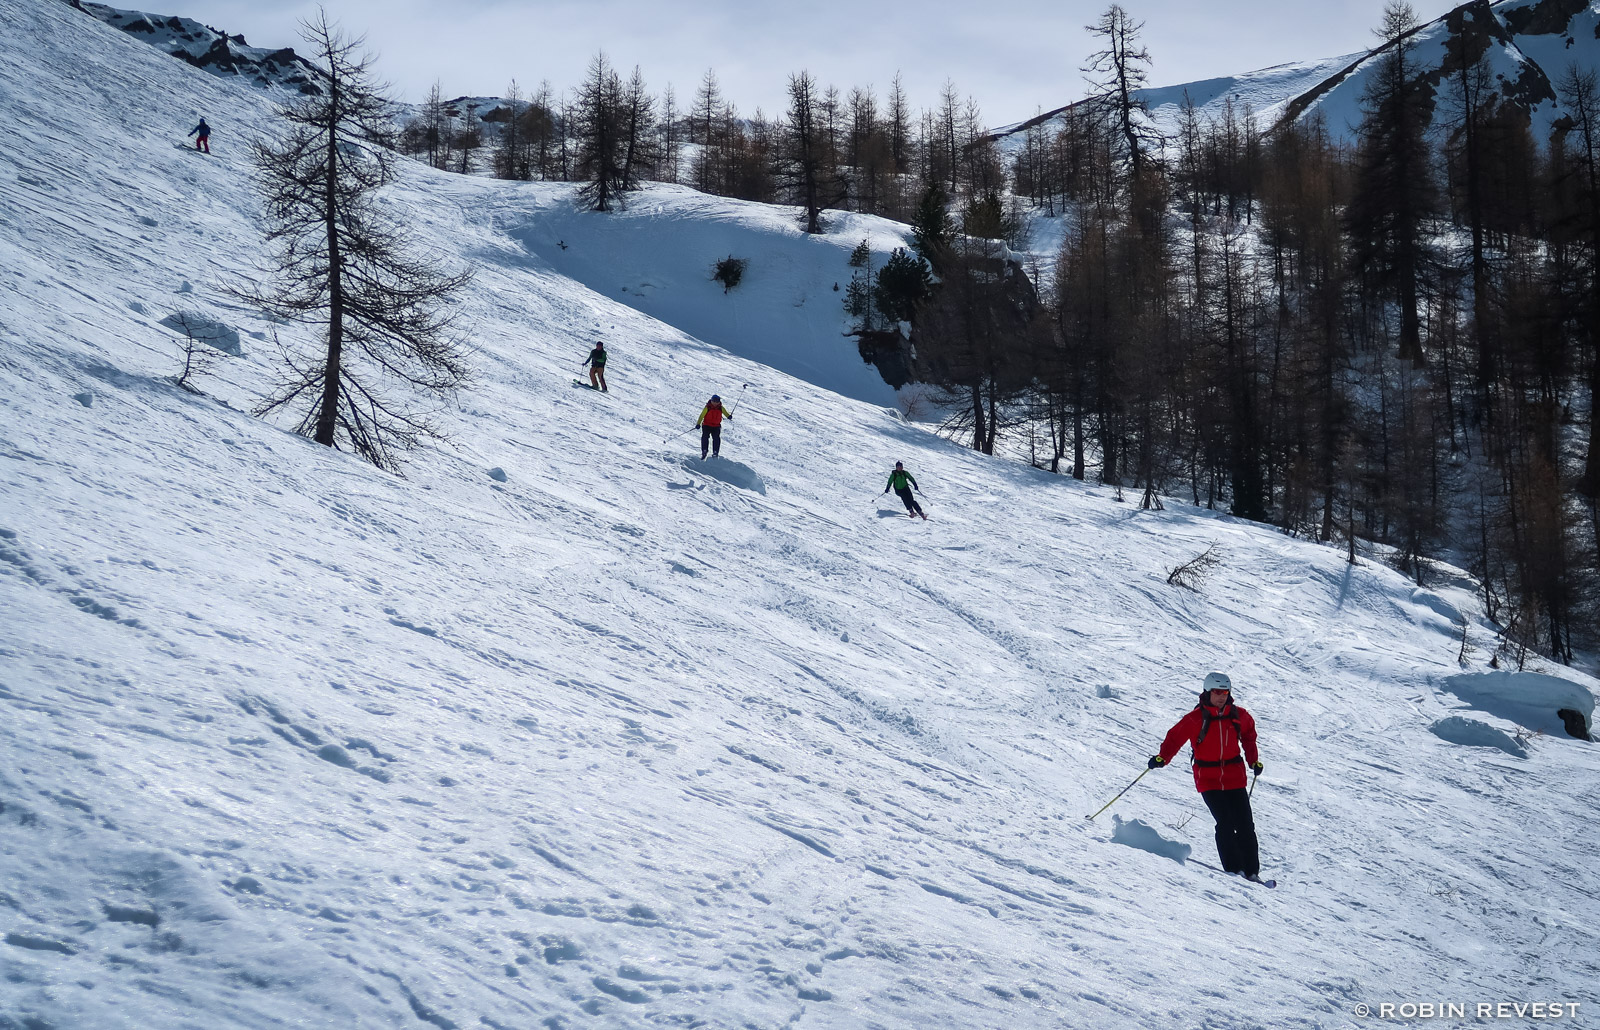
1201;787;1259;876
700;425;722;457
895;486;923;516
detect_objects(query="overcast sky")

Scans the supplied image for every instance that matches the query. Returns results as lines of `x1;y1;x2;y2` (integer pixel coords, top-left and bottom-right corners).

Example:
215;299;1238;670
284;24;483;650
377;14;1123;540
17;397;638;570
165;0;1442;124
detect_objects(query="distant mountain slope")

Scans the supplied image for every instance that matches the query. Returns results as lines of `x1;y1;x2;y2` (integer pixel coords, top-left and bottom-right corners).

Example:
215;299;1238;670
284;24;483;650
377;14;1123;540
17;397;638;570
1275;0;1584;139
79;1;322;93
998;0;1600;149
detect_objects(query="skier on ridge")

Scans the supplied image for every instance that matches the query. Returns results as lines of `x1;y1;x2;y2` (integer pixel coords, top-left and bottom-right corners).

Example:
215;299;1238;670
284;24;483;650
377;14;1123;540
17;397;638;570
695;394;732;460
188;116;210;153
883;461;926;519
582;340;608;392
1147;673;1266;881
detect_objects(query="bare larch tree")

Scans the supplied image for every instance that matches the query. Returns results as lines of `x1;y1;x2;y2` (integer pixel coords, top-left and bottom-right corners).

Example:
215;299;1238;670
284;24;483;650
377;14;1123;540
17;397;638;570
243;12;472;472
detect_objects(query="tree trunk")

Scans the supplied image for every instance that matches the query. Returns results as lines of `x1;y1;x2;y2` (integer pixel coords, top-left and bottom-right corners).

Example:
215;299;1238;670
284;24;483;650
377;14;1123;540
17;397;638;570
315;73;344;448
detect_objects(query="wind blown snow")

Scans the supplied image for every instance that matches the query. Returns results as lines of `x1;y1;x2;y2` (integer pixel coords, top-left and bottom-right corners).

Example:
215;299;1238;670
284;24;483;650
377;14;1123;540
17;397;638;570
1;3;1597;1028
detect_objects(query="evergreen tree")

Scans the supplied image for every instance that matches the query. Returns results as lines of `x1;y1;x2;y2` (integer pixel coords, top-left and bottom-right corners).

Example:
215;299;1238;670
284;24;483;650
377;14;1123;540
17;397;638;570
910;184;956;263
873;247;932;324
659;82;680;183
620;66;659;189
916;236;1042;454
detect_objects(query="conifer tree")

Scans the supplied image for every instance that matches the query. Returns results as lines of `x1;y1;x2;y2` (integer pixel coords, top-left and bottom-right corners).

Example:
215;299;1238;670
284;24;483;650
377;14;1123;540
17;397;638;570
493;79;528;180
421;80;451;170
778;71;844;233
1348;1;1436;366
1084;4;1157;181
574;53;638;211
243;13;472;471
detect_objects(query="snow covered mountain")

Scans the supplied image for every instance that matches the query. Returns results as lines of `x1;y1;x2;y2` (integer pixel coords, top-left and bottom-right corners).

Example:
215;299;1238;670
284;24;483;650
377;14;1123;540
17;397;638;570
998;0;1600;148
1275;0;1591;140
2;2;1598;1029
80;1;322;94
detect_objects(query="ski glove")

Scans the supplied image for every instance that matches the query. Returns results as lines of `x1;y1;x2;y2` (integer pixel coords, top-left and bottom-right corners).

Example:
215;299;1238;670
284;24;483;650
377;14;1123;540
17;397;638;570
1147;755;1166;769
1250;761;1264;775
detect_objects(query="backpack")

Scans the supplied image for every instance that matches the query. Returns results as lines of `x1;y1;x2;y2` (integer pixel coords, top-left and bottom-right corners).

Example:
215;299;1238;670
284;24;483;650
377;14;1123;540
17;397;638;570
1194;699;1240;748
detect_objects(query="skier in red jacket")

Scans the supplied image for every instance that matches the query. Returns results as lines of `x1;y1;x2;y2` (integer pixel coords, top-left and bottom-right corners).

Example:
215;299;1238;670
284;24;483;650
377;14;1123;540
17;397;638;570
1148;672;1265;879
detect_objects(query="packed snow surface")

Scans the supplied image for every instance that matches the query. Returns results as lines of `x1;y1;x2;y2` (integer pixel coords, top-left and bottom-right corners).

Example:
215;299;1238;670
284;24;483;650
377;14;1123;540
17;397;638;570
2;3;1598;1029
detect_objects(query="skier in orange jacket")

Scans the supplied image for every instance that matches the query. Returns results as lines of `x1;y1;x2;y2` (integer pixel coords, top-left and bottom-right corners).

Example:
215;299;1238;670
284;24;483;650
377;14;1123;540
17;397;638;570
696;395;732;459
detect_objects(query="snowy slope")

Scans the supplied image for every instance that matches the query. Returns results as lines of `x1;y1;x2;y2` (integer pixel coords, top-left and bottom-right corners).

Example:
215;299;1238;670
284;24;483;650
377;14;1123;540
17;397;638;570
3;4;1599;1030
1000;0;1600;151
1278;0;1565;140
1136;55;1364;133
992;53;1359;153
490;184;908;406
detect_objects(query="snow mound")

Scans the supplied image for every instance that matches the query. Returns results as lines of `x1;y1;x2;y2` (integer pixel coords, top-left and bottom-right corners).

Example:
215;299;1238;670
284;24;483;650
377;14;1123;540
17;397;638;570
682;454;767;494
1109;815;1193;863
1429;715;1529;757
1440;671;1595;739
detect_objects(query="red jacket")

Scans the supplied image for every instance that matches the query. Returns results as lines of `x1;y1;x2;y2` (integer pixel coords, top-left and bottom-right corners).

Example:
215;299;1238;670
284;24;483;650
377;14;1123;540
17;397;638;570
1158;695;1259;792
698;400;729;427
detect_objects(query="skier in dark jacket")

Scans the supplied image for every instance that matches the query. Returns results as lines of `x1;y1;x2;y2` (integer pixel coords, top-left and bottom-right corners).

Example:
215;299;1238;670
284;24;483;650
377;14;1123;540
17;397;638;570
583;341;608;391
1148;673;1265;879
696;395;732;459
884;461;925;519
188;117;210;153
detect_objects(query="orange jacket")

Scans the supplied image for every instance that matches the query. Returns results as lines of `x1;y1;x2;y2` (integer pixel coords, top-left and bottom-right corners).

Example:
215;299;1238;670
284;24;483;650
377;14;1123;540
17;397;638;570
697;400;730;427
1158;695;1259;792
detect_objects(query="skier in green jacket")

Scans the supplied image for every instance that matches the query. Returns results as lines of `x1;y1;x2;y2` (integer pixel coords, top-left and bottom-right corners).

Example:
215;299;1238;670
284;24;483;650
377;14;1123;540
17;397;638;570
884;461;926;519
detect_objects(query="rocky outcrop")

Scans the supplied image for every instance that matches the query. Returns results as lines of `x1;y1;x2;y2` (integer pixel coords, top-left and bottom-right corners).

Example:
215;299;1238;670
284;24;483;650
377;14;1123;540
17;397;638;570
77;3;325;94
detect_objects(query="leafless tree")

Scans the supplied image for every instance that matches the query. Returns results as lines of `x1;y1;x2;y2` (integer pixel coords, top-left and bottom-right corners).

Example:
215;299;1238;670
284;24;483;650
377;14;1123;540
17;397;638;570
1084;4;1159;180
167;312;221;393
239;11;473;472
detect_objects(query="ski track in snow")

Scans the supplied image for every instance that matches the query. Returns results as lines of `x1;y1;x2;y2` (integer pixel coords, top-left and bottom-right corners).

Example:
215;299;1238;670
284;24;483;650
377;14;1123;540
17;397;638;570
1;3;1598;1028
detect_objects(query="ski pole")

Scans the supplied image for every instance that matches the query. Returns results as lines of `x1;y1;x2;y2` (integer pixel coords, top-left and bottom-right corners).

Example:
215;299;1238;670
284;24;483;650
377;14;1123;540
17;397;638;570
1085;767;1149;821
726;382;751;416
1249;770;1258;799
661;424;699;444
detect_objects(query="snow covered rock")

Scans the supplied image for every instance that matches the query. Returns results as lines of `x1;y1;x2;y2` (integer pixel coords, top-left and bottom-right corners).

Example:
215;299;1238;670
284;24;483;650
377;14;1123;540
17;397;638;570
1440;670;1595;739
79;2;322;94
158;311;242;356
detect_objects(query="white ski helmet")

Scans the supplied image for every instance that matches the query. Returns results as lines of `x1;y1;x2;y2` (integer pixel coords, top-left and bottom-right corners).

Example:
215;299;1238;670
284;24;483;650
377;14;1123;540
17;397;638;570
1203;672;1233;693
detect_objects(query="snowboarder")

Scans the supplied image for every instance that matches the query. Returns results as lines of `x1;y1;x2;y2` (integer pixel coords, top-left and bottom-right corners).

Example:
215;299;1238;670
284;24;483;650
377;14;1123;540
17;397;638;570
1147;673;1266;880
188;116;210;153
884;461;926;519
582;341;608;391
696;394;732;459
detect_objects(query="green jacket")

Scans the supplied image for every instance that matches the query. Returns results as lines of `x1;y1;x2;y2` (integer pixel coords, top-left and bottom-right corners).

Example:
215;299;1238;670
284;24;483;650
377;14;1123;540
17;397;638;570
886;469;918;491
585;346;607;368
